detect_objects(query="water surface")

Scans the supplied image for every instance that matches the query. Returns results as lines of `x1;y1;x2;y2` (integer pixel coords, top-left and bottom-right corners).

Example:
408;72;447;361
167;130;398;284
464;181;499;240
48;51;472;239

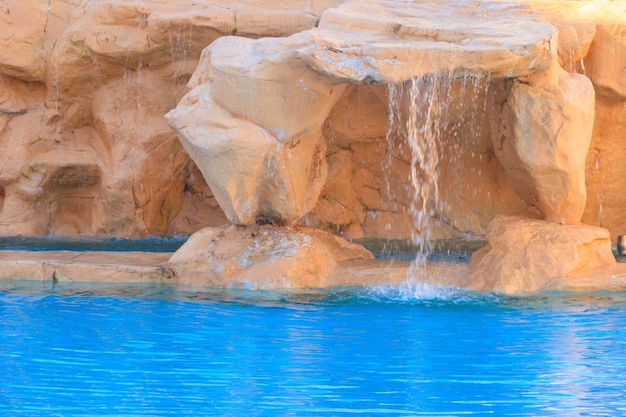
1;280;625;416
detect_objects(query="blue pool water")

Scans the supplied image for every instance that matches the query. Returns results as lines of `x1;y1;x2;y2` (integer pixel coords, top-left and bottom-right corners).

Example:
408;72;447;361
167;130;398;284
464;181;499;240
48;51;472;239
1;280;626;416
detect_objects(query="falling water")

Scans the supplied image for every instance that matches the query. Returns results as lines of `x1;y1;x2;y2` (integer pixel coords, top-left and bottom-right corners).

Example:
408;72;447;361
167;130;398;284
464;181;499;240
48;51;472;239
386;73;491;279
387;75;447;270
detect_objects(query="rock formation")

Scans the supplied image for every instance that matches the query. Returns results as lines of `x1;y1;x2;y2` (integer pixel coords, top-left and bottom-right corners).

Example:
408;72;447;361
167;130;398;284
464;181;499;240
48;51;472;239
1;0;626;292
489;62;595;224
468;215;615;293
0;0;340;237
166;0;556;227
168;225;374;289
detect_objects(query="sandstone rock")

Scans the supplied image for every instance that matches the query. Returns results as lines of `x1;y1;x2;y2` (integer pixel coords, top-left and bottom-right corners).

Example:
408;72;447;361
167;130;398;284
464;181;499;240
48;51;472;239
529;0;626;97
490;61;595;224
191;34;348;142
582;95;626;238
310;0;555;82
166;83;329;226
0;0;334;238
468;215;615;294
587;23;626;97
0;0;49;81
168;0;556;236
235;9;320;38
552;20;596;72
0;0;625;255
166;84;273;226
309;78;527;240
309;149;365;231
167;225;374;289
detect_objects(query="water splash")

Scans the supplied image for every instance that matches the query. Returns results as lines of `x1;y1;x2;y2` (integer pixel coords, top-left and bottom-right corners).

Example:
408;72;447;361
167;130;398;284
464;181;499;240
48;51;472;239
365;280;470;301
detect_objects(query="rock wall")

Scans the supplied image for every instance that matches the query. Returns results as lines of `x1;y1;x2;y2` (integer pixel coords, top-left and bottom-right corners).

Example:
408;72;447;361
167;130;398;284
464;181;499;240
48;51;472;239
0;0;339;237
1;0;625;243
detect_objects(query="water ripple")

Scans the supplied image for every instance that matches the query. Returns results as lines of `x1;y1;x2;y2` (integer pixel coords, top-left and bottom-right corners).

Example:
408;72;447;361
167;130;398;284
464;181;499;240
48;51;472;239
1;280;626;416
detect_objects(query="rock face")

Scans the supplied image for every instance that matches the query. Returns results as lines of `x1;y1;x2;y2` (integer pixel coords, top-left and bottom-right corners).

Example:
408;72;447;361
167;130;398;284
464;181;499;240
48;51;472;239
165;0;556;228
468;216;615;293
167;225;374;289
490;62;595;224
1;0;626;295
0;0;339;237
165;36;343;226
163;0;614;291
0;0;625;243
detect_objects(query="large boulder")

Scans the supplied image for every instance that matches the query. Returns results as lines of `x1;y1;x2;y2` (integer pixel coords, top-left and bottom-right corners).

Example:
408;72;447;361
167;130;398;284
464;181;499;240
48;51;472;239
0;0;335;238
490;61;595;224
167;225;374;289
468;215;615;293
165;82;331;226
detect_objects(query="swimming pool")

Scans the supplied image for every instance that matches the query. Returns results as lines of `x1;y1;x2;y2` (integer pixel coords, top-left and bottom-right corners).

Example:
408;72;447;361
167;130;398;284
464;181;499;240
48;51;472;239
1;280;625;416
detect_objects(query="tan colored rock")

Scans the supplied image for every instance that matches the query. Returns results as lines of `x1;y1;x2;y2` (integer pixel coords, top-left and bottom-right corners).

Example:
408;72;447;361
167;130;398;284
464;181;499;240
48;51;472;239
166;84;273;226
0;0;49;81
0;250;171;284
0;0;625;260
468;215;615;294
552;20;596;72
587;23;626;97
191;34;348;142
490;61;595;224
167;0;555;231
310;0;554;82
167;84;330;227
309;79;527;240
0;0;334;238
582;95;626;238
167;225;374;289
2;247;626;293
235;9;320;38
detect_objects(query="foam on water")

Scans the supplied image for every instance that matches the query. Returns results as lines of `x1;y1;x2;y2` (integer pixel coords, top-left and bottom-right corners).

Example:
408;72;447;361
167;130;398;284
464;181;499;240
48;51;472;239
364;280;482;303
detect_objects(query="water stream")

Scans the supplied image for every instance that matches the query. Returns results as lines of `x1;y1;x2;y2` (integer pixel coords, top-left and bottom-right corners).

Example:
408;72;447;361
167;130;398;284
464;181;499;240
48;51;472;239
386;74;480;273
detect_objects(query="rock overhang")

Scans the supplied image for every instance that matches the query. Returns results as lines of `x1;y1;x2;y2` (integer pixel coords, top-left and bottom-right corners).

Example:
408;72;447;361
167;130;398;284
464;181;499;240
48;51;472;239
307;0;557;83
199;0;559;88
167;0;562;228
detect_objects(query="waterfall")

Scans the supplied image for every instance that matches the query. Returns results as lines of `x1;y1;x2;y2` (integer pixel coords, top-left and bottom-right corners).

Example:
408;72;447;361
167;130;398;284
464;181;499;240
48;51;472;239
386;73;488;278
387;75;447;272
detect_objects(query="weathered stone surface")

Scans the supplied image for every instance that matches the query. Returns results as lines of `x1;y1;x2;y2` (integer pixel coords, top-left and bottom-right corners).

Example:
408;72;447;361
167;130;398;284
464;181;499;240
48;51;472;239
167;225;374;289
468;215;615;294
167;0;556;230
582;95;626;239
166;84;330;226
0;0;65;81
311;0;555;82
587;23;626;98
530;0;626;97
305;81;528;240
1;245;625;293
0;250;171;283
490;61;595;224
0;0;333;238
0;0;625;268
552;20;596;72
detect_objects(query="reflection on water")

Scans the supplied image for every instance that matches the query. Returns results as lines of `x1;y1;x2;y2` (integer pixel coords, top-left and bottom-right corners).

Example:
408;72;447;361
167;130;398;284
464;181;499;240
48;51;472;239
1;280;626;416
